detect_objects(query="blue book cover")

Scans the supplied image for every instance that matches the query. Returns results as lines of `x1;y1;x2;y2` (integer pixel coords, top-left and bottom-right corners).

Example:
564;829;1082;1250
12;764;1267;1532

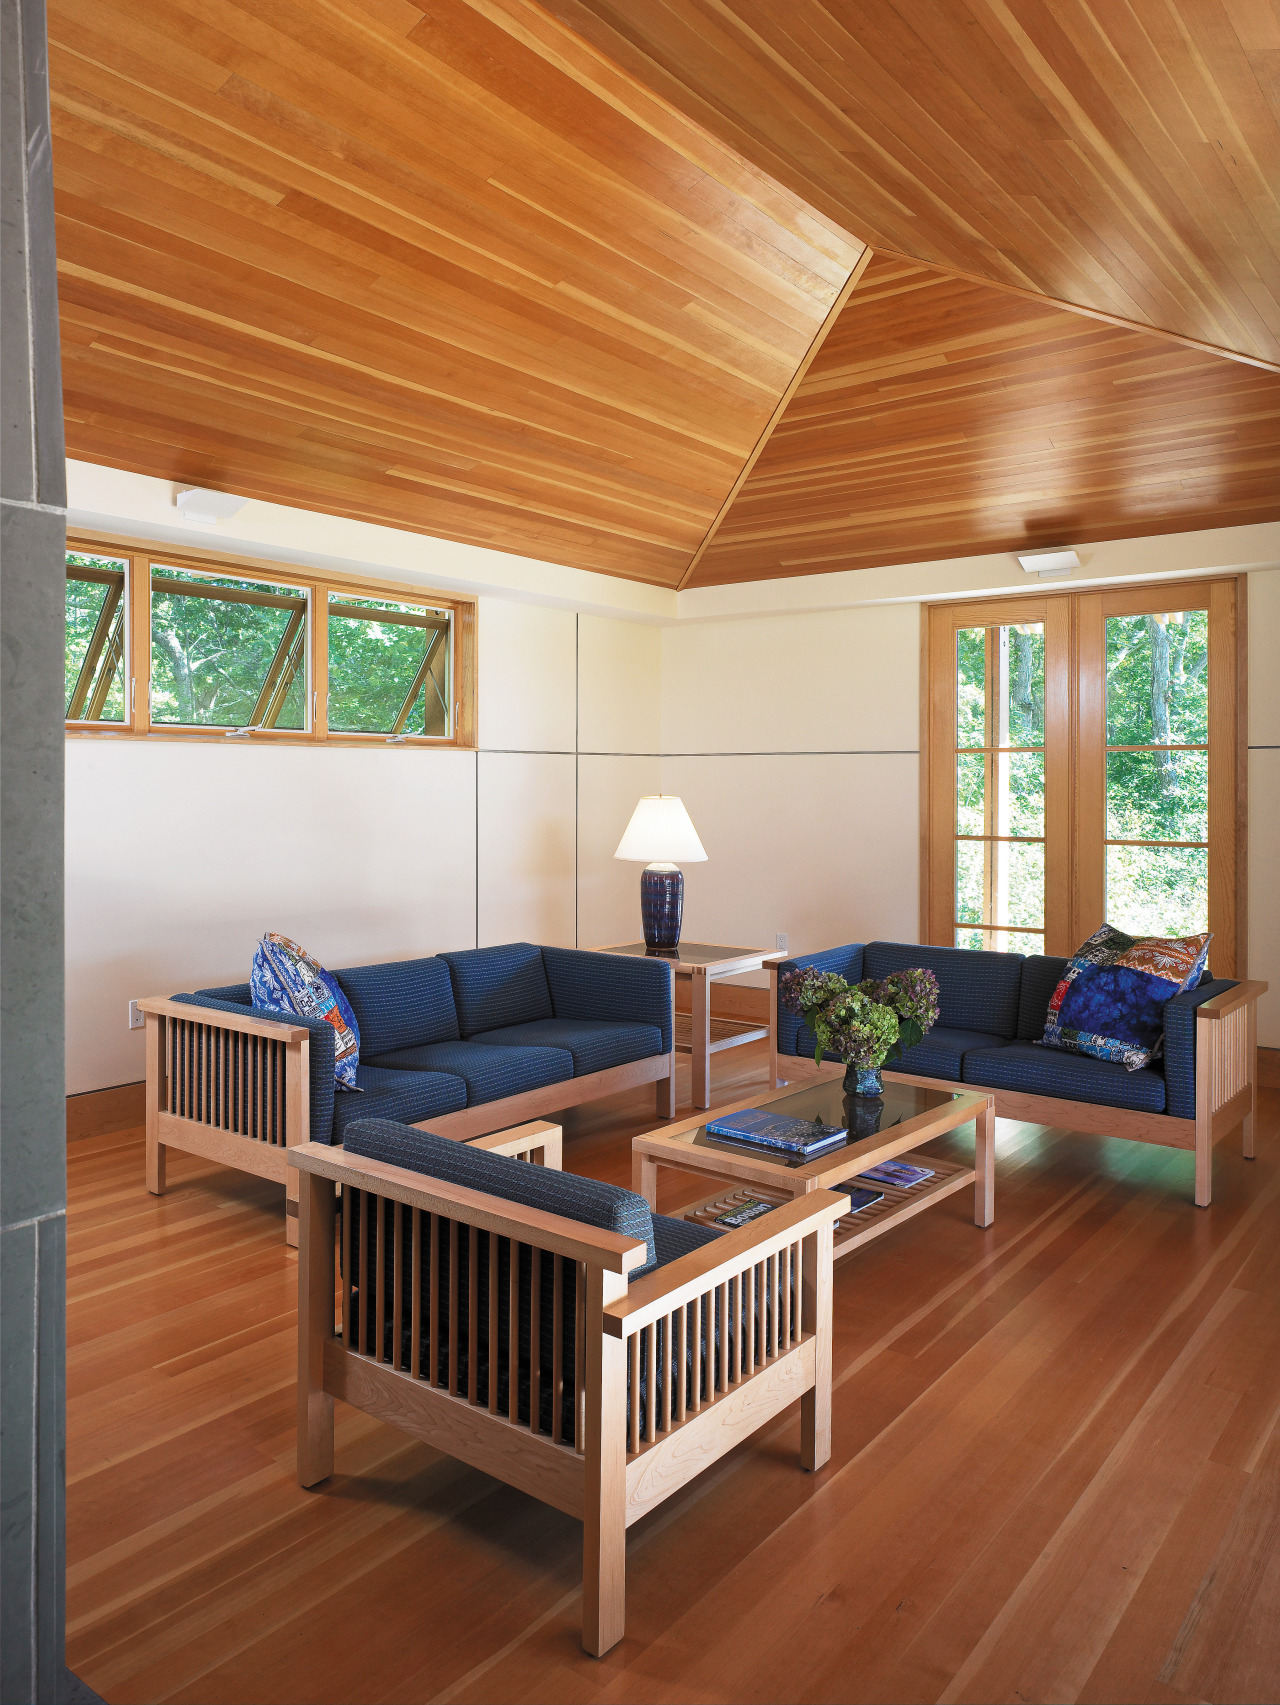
704;1107;847;1157
859;1160;935;1189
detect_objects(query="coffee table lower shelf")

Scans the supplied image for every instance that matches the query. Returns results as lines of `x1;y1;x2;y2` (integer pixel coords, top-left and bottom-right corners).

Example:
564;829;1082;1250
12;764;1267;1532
679;1150;977;1261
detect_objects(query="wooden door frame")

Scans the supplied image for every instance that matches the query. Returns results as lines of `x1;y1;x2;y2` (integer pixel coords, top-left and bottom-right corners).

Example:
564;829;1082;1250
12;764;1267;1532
922;576;1246;975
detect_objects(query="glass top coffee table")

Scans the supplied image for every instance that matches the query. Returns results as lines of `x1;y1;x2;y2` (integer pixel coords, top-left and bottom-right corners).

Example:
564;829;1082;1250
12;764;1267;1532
632;1068;996;1263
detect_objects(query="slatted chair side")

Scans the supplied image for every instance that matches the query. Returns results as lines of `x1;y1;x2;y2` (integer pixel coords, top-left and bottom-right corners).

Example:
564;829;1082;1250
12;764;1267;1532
290;1143;648;1487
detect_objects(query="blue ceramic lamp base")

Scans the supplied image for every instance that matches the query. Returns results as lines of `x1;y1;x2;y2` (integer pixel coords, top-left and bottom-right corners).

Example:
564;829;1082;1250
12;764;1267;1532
640;863;683;956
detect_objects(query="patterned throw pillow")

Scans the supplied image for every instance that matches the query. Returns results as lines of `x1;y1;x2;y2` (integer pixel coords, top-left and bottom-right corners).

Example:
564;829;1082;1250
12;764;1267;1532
251;933;361;1089
1040;925;1211;1072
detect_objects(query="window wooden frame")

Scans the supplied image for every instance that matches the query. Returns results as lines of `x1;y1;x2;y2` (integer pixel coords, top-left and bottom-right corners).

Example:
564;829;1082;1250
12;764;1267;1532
923;577;1246;977
65;531;477;750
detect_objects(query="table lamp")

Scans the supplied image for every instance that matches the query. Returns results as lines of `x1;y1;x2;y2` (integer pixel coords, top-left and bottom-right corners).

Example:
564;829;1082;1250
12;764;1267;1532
614;795;707;956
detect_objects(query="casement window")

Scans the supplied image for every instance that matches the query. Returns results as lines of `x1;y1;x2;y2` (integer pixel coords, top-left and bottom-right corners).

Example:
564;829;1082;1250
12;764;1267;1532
924;578;1244;975
63;538;475;747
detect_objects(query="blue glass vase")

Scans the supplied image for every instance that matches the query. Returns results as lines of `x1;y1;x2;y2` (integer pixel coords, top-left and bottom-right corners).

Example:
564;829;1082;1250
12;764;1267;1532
843;1061;883;1098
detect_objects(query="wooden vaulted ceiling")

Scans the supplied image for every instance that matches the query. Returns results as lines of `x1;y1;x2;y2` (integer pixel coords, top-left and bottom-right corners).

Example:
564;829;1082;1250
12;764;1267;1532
555;0;1280;368
49;0;1280;590
693;253;1280;585
49;0;862;587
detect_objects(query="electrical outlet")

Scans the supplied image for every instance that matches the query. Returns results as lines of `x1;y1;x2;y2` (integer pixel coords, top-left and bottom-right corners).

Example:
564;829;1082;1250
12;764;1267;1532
775;932;788;953
128;1000;144;1031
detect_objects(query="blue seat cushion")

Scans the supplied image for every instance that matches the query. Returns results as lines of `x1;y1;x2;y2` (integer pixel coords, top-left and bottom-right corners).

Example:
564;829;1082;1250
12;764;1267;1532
963;1042;1166;1112
362;1040;573;1106
441;943;554;1037
466;1018;663;1077
343;1117;658;1270
893;1026;1014;1082
333;957;459;1054
652;1213;724;1268
865;941;1023;1038
333;1066;467;1139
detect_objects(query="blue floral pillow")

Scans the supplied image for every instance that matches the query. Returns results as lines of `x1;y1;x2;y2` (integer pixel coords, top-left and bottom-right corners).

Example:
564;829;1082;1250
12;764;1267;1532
251;933;360;1089
1040;924;1211;1071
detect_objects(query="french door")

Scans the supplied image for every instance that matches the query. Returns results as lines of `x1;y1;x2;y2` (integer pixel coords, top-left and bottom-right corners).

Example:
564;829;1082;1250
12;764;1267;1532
924;578;1243;975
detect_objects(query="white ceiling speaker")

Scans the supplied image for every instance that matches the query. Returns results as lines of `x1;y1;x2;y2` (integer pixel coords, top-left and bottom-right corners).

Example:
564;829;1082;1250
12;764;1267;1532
1017;547;1080;577
175;486;250;524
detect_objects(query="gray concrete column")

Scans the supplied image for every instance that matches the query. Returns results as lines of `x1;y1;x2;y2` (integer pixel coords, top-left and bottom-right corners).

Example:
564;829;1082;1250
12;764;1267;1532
1;0;68;1697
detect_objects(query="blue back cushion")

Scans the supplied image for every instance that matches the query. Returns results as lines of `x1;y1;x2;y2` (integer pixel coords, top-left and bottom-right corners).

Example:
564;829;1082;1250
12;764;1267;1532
334;957;460;1055
1018;957;1070;1039
864;940;1023;1038
343;1117;656;1270
195;982;253;1004
441;943;554;1038
541;946;673;1053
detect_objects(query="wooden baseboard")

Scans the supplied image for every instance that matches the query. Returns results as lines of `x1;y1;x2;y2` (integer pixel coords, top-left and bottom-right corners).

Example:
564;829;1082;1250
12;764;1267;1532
1260;1048;1280;1088
67;1080;146;1141
674;983;770;1024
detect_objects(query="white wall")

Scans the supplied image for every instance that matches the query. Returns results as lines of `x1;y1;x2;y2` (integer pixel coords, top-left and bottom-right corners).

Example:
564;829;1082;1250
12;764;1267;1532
660;604;922;970
66;602;663;1093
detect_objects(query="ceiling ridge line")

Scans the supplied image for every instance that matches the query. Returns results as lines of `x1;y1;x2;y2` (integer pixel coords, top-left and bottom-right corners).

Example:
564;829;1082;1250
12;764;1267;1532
676;244;875;590
871;247;1280;377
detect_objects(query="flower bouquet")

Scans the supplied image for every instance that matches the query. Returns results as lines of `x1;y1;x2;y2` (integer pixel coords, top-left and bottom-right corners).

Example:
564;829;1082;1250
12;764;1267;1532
778;965;941;1096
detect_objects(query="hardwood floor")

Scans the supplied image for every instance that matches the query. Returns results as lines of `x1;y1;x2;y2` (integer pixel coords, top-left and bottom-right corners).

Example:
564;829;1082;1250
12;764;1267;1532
66;1044;1280;1703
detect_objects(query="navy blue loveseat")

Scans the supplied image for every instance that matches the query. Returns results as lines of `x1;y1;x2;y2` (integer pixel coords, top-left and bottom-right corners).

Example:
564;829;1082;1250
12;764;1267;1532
773;940;1265;1206
139;942;676;1240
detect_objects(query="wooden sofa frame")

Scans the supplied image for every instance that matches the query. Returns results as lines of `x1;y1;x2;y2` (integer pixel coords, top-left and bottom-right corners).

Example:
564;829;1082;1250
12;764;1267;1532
768;969;1267;1207
137;996;677;1244
290;1120;846;1656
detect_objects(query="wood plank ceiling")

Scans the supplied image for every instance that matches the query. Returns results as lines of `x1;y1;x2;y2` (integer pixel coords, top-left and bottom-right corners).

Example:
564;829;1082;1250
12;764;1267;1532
692;253;1280;585
553;0;1280;368
48;0;863;587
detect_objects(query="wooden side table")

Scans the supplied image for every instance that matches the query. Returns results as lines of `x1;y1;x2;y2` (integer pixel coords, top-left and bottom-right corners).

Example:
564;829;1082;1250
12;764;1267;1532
591;941;785;1110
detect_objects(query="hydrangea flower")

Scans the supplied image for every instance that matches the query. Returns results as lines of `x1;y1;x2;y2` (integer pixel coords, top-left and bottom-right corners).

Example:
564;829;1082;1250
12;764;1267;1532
779;964;940;1070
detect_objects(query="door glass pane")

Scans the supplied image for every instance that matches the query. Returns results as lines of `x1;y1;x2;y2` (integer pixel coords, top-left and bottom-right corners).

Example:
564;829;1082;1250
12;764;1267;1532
151;568;308;729
1106;750;1208;843
1106;610;1208;746
1001;624;1044;747
999;751;1045;836
956;627;986;747
956;752;984;834
1106;844;1209;936
1005;840;1045;929
66;553;127;722
955;927;1044;953
954;839;1044;930
955;841;984;925
328;595;451;736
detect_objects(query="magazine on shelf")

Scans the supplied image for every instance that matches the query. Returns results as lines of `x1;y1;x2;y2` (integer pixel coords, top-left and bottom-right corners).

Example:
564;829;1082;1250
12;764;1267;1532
707;1197;774;1229
704;1107;847;1158
841;1186;885;1215
858;1159;936;1189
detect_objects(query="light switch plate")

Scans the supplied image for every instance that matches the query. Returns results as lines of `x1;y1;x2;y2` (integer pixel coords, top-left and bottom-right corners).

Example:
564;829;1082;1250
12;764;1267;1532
775;932;788;953
128;999;144;1030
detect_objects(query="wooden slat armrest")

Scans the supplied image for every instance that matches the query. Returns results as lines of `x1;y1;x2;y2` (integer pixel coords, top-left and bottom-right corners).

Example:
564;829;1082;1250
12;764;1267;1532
135;995;309;1043
286;1141;649;1272
468;1121;563;1167
1195;980;1269;1021
603;1190;849;1337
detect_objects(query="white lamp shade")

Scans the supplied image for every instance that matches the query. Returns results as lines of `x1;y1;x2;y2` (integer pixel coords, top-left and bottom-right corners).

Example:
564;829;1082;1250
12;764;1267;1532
613;796;707;864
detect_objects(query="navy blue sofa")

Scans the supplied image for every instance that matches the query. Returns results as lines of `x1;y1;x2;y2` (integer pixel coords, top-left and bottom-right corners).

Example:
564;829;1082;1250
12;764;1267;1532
140;942;676;1240
774;940;1264;1206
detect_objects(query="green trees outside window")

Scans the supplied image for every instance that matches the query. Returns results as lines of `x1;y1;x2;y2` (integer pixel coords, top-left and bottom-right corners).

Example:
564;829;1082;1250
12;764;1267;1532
327;595;451;737
66;553;127;721
150;566;307;729
1104;610;1209;936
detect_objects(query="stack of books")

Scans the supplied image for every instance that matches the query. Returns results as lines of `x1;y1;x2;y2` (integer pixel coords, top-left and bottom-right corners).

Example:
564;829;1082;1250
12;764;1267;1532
704;1107;847;1159
858;1159;935;1189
